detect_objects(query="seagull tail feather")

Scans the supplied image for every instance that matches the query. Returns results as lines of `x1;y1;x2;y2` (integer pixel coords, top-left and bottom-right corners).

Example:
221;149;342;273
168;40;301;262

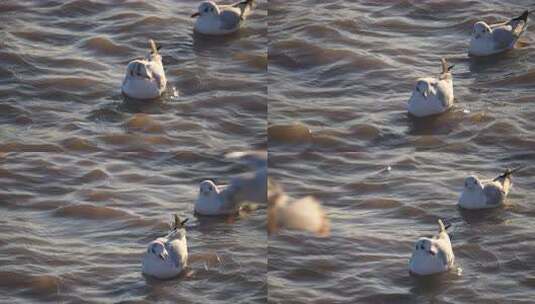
234;0;254;19
493;167;521;182
440;58;449;74
512;10;529;23
149;39;158;55
437;219;446;233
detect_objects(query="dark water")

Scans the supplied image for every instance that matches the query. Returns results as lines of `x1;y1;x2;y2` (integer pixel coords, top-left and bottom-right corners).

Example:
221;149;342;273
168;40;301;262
268;0;535;303
0;0;267;303
1;0;267;152
2;0;535;303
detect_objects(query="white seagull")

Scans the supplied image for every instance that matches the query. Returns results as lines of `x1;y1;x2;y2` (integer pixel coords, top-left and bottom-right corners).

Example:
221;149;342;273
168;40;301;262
469;11;529;56
458;168;519;210
409;219;454;276
142;215;188;279
195;151;266;216
122;39;167;100
407;58;454;117
267;178;330;237
191;0;255;35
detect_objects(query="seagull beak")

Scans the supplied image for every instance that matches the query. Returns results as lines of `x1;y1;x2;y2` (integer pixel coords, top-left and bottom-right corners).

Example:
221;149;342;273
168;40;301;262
428;247;437;256
422;91;428;98
158;253;166;260
191;12;200;18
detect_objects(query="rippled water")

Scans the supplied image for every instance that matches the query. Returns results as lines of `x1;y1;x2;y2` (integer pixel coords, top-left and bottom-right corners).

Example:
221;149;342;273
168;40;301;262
3;0;535;303
0;152;267;303
268;0;535;303
1;0;267;152
1;0;267;303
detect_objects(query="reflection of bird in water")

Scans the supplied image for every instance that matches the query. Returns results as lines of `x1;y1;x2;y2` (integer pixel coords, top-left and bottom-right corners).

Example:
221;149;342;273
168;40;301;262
268;178;330;237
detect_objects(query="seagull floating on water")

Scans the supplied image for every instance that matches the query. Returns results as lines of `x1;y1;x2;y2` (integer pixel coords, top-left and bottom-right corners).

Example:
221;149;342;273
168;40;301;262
122;39;167;100
409;219;454;276
469;10;529;56
142;215;188;279
458;168;519;210
407;58;454;117
191;0;255;35
195;151;266;216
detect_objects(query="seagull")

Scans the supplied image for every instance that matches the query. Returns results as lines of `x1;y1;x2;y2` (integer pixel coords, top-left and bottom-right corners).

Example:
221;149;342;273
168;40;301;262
121;39;167;100
267;178;330;237
191;0;255;35
458;168;519;210
409;219;454;276
407;58;454;117
142;215;188;279
469;10;529;56
195;180;237;215
194;151;266;216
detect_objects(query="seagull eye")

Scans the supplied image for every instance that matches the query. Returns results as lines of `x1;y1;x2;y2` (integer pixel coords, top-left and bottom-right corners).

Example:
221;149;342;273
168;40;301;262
204;7;209;13
420;244;425;250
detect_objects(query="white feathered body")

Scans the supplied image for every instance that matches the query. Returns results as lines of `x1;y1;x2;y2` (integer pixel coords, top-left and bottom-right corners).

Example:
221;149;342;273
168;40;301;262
458;175;511;210
194;1;252;35
469;12;528;56
142;234;188;279
195;184;237;215
409;231;454;275
408;76;454;117
122;55;166;99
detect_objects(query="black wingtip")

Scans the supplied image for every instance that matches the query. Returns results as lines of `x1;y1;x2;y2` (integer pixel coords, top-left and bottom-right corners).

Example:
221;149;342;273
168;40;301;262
514;10;529;22
440;218;452;230
493;167;520;181
173;214;180;229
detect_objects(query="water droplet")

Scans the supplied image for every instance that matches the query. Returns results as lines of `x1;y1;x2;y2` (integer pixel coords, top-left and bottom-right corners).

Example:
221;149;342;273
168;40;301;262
172;87;179;99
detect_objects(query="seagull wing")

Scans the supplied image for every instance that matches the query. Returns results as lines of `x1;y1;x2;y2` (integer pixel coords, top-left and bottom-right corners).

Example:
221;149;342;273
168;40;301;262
220;9;242;30
435;78;453;108
225;151;267;170
166;239;186;269
492;26;517;49
483;182;505;206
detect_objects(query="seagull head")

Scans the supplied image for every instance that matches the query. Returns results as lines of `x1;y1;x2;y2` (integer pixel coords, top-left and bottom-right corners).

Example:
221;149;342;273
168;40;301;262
415;238;438;256
127;61;153;80
464;175;483;191
191;1;220;18
415;80;431;99
149;241;168;261
199;179;219;196
472;21;492;40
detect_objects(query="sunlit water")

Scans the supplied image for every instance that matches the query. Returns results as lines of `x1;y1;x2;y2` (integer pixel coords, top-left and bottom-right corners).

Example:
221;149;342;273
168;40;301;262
268;0;535;303
0;0;267;303
3;0;535;303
